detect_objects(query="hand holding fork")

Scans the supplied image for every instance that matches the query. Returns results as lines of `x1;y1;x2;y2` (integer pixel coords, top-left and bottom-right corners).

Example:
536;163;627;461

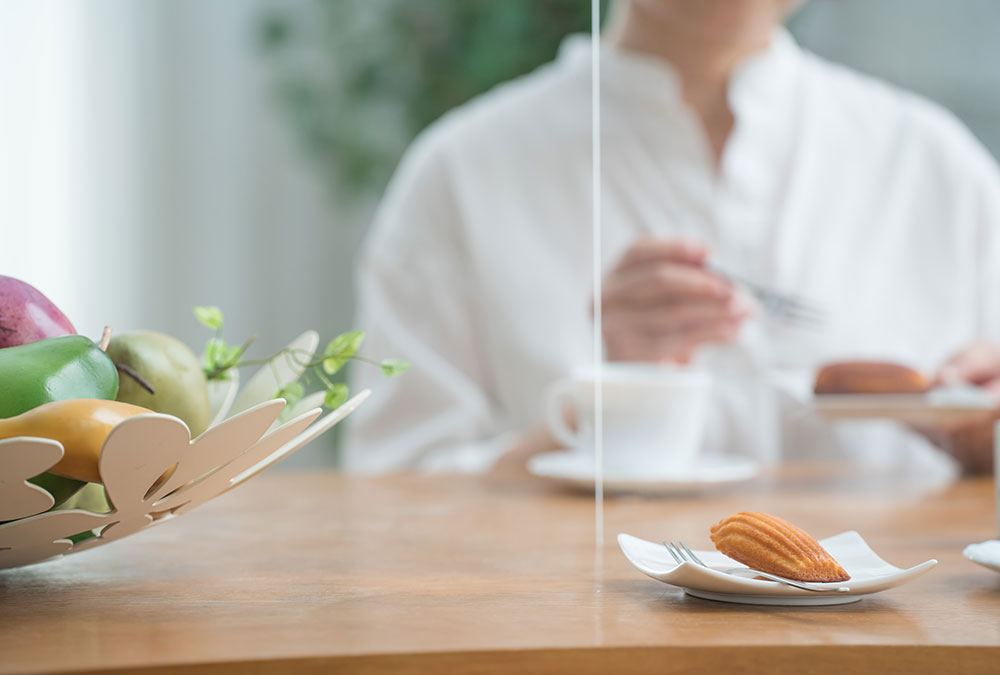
602;238;824;364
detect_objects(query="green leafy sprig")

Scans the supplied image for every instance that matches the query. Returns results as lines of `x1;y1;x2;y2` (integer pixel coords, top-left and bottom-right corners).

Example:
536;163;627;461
194;305;409;410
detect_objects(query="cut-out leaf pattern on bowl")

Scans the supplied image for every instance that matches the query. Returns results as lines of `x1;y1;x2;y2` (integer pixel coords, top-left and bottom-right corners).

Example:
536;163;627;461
0;389;369;571
0;438;64;522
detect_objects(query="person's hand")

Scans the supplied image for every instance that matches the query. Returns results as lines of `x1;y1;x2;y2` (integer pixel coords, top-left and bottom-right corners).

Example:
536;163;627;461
916;341;1000;474
601;238;751;363
936;340;1000;398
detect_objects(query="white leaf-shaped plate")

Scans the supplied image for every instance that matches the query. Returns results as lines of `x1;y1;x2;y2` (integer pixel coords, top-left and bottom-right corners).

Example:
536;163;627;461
618;531;937;606
963;540;1000;573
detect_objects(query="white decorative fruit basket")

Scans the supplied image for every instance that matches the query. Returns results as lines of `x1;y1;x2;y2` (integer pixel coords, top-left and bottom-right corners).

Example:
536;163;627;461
0;330;365;571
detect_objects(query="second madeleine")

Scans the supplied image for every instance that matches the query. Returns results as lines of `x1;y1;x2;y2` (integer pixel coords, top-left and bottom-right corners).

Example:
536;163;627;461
710;512;850;583
813;361;929;395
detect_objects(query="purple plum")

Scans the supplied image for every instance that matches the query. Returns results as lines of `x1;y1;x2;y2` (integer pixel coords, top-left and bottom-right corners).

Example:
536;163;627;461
0;275;76;348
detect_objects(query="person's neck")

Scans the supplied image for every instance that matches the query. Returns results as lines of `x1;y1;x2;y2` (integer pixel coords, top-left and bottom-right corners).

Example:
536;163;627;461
607;4;774;165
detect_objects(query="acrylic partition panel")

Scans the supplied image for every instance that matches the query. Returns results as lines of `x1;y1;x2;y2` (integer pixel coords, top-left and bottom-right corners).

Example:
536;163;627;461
590;0;1000;513
1;2;617;568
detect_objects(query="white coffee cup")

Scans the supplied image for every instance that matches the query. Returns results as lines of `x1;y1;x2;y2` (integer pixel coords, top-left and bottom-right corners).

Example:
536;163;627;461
544;363;710;476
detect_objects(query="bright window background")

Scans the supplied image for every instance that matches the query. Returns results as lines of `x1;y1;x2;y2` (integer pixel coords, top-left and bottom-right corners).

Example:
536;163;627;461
1;0;998;466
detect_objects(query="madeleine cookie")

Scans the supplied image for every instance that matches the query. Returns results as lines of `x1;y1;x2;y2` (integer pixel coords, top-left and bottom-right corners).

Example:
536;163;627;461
814;361;929;395
710;511;850;583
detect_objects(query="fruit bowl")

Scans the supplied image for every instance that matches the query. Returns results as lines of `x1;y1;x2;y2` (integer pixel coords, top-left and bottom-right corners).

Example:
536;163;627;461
0;331;367;571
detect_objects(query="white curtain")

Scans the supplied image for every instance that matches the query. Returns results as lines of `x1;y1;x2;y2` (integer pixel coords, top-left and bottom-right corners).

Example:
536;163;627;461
0;1;92;322
0;0;365;466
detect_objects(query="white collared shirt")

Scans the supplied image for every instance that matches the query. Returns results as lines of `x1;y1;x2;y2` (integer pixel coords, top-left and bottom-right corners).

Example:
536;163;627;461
343;31;1000;477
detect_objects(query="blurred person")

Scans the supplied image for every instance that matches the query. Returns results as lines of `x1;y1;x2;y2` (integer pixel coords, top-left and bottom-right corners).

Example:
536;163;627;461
344;0;1000;477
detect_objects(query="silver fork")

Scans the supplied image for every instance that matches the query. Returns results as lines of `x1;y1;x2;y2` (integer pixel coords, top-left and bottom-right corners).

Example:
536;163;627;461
663;540;851;593
707;265;826;328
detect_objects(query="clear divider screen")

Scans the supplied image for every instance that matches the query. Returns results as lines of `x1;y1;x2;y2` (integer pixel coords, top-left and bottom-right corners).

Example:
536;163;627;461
3;0;1000;563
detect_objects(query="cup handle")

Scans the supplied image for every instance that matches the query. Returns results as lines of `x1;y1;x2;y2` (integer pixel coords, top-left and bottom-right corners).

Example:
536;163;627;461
545;380;579;449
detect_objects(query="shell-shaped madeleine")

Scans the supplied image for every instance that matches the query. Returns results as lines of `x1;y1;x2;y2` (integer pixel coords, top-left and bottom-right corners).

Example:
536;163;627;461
813;361;928;395
710;512;850;582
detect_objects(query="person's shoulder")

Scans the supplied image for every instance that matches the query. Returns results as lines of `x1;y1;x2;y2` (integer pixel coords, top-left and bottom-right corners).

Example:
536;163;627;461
798;49;996;176
371;44;587;240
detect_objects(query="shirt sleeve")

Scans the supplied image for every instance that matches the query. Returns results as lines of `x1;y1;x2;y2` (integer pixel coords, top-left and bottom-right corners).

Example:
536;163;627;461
973;145;1000;342
341;129;514;473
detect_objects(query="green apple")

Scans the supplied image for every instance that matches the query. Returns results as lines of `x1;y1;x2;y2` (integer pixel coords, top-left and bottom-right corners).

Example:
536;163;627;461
56;482;111;514
28;473;86;508
54;483;110;542
106;330;212;437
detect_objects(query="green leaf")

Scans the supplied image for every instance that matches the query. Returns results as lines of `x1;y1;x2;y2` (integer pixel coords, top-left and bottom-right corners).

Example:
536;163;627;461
322;331;365;374
324;356;352;375
224;343;243;367
203;337;227;371
203;337;240;380
194;306;224;331
324;330;364;359
275;381;304;407
379;358;411;377
324;383;348;409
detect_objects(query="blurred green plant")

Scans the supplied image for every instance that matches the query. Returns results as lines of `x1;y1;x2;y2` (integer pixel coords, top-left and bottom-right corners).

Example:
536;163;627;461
259;0;607;199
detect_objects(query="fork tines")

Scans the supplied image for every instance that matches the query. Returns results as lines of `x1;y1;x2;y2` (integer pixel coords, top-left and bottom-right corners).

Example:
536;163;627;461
663;540;707;568
707;264;826;327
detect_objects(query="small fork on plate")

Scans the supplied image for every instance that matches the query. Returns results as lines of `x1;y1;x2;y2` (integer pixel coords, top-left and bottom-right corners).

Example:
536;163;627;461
707;265;826;328
663;540;851;593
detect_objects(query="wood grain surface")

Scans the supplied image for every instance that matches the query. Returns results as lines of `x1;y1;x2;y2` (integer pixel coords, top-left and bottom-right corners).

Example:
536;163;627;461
1;467;998;674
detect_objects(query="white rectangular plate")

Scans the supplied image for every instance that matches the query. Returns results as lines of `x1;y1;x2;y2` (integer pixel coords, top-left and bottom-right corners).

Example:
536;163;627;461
814;386;994;426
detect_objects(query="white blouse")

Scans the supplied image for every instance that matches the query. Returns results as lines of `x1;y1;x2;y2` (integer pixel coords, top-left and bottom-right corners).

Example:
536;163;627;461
343;30;1000;478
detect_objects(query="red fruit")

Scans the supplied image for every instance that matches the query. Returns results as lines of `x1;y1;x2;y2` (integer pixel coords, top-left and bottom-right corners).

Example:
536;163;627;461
0;275;76;348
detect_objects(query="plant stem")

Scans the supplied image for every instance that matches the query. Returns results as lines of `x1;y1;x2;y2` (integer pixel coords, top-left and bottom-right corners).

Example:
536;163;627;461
350;356;382;367
225;348;325;371
203;339;371;387
116;363;156;394
313;363;336;391
204;335;258;380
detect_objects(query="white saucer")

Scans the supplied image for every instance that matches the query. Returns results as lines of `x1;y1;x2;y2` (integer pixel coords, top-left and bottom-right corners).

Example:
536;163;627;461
618;531;937;606
963;540;1000;574
527;452;759;495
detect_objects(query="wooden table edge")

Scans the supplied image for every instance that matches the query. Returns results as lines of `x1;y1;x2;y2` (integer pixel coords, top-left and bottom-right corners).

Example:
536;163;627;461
33;644;1000;675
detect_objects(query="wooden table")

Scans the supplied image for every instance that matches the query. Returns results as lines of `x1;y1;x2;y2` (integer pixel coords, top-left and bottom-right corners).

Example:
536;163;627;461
1;468;998;674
